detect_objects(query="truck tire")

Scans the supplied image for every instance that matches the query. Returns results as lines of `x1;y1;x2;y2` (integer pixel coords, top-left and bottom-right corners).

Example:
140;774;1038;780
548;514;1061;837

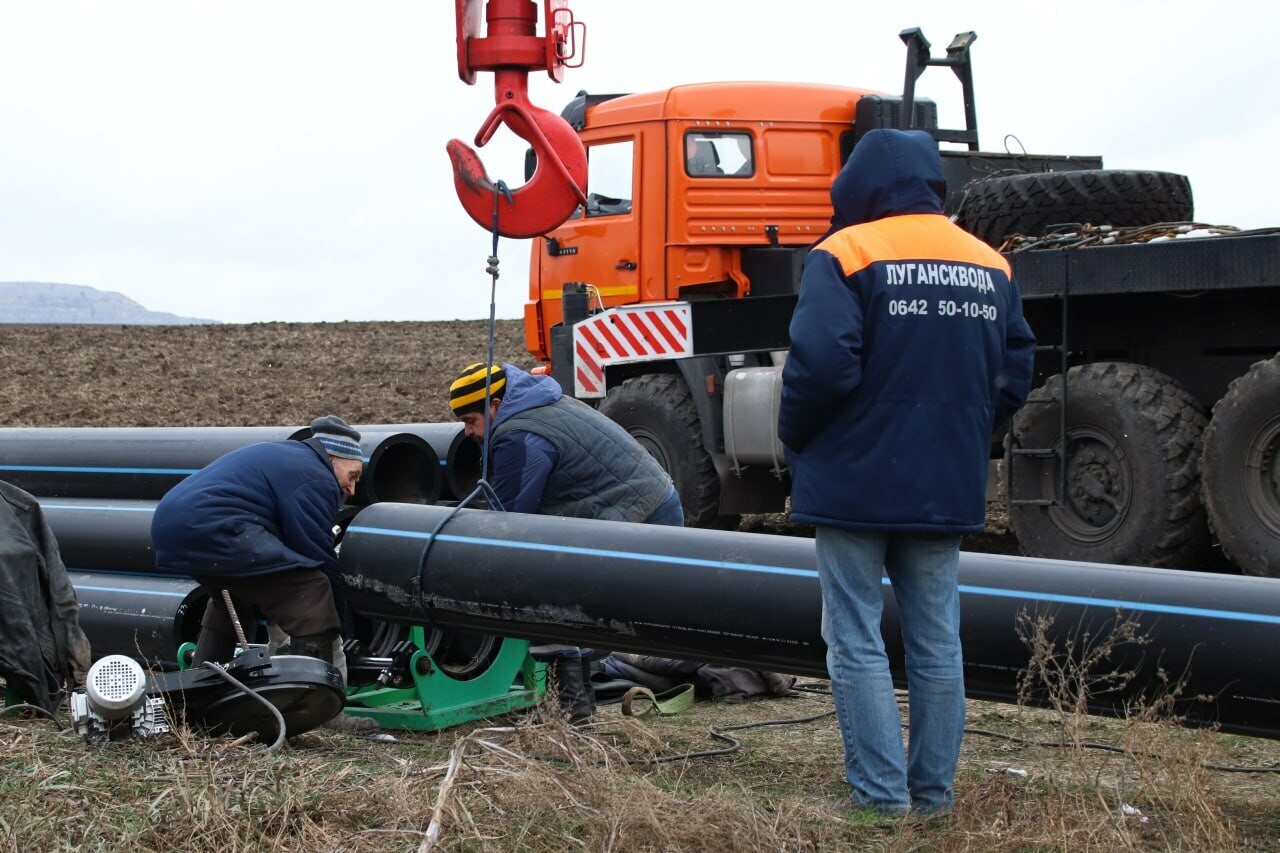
598;373;720;527
1007;362;1209;568
956;170;1194;247
1200;354;1280;577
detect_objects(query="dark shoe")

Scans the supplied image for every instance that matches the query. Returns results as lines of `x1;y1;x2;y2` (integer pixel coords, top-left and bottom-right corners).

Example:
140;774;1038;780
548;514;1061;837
579;658;598;717
549;656;595;723
290;631;337;662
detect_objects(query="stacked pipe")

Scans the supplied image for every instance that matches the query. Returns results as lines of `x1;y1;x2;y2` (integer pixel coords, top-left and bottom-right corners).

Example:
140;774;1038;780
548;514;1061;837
0;424;451;504
0;422;470;664
13;437;1280;740
353;422;482;502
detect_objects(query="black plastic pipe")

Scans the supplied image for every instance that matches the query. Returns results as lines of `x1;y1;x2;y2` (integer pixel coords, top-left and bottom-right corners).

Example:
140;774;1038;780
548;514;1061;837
339;503;1280;740
12;425;439;510
355;423;481;501
350;431;442;506
42;498;159;574
0;426;309;499
69;571;207;667
42;497;372;577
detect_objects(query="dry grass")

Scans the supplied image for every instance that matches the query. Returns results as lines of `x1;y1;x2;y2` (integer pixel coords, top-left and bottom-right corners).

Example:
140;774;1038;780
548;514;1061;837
4;678;1279;852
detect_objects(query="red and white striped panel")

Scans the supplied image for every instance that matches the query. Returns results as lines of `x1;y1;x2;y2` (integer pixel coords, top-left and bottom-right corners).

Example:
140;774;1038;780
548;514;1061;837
571;302;693;398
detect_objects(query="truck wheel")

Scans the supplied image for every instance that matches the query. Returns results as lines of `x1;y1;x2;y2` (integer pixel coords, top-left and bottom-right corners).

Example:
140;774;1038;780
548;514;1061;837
1007;362;1209;568
957;170;1194;247
1200;354;1280;577
598;373;721;527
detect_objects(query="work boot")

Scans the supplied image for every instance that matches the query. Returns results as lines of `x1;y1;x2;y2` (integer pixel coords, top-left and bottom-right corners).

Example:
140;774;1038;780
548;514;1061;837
191;628;237;666
289;631;338;663
549;656;595;724
579;657;598;717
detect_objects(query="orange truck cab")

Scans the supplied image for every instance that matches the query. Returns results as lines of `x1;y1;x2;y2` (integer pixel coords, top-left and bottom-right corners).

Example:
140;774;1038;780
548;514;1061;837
524;30;1100;527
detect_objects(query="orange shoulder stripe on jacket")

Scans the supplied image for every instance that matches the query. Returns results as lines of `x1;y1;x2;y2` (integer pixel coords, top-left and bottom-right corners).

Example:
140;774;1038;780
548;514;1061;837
815;214;1011;278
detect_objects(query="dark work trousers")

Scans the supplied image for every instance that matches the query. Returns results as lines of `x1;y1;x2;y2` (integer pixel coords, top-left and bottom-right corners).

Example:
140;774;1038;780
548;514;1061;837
194;567;340;640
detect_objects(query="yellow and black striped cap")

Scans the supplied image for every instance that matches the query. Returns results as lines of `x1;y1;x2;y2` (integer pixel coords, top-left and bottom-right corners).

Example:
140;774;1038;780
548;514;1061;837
449;363;506;413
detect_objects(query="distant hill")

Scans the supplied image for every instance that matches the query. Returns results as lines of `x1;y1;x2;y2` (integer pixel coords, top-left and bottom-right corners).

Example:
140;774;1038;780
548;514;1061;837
0;282;218;325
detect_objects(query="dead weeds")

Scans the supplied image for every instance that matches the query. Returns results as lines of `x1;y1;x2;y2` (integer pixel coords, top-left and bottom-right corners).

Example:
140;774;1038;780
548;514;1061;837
4;682;1278;852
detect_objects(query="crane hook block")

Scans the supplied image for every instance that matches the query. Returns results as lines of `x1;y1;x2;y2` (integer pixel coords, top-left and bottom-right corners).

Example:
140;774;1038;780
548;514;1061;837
452;0;588;238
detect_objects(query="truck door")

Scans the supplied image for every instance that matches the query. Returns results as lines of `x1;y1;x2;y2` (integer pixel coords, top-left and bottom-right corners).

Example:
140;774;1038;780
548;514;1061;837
531;136;648;340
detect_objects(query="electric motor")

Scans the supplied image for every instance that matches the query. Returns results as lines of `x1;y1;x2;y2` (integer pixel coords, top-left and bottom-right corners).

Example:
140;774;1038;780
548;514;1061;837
84;655;147;719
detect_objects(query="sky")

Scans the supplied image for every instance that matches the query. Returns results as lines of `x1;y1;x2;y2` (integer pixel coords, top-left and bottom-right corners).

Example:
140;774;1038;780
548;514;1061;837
0;1;1274;324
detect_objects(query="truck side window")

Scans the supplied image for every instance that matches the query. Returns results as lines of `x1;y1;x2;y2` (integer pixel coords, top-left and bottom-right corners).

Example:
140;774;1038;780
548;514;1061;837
583;140;634;218
684;131;753;178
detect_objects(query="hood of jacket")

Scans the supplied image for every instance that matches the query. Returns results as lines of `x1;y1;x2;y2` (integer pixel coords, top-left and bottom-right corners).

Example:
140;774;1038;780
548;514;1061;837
491;363;563;429
827;128;946;232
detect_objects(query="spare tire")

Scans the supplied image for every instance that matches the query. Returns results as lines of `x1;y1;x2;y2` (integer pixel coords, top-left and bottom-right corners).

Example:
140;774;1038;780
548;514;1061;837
957;170;1194;247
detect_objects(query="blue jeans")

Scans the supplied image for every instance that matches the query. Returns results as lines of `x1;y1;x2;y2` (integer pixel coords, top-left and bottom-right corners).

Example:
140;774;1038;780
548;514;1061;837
815;528;965;814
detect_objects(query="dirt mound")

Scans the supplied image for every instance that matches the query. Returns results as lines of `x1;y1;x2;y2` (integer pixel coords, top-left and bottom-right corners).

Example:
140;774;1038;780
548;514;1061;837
0;320;535;428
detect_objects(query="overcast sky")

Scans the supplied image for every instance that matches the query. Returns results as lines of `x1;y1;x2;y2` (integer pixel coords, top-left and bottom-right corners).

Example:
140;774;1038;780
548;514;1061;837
0;1;1273;324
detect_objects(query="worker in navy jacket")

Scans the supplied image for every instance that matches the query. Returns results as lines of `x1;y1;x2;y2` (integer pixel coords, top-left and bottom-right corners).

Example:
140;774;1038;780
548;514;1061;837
151;415;364;667
779;128;1035;814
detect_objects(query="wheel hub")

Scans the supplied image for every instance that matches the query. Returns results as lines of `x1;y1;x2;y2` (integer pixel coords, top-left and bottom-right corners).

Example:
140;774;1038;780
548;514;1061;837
1245;412;1280;535
630;427;670;470
1052;430;1131;540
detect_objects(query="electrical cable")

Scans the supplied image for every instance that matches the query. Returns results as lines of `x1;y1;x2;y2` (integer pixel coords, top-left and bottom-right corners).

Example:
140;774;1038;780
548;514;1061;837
198;661;288;754
896;686;1278;774
960;725;1280;774
631;707;837;765
0;702;65;729
626;682;1279;774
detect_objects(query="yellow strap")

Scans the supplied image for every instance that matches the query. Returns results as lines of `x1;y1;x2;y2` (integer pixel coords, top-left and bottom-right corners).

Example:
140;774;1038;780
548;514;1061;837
620;683;696;716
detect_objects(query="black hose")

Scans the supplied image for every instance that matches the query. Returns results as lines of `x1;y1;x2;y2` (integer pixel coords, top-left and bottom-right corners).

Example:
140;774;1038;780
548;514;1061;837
0;703;66;729
198;662;288;753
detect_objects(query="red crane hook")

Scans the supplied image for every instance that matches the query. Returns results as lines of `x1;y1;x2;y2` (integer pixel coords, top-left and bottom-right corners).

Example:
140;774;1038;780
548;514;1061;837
451;0;588;239
447;72;587;239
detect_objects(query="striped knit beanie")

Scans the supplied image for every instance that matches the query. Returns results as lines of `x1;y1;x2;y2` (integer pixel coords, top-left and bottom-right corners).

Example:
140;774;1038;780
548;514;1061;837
449;363;506;415
309;415;363;460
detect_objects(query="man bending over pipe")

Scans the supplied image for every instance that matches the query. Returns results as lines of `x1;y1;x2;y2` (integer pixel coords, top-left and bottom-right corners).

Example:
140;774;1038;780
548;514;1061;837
448;362;685;721
151;415;364;670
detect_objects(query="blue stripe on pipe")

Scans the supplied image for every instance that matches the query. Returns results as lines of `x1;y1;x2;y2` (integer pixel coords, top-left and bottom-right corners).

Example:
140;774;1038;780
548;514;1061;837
0;464;197;474
957;583;1280;626
70;584;190;598
348;525;819;578
349;524;1280;626
42;504;155;512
